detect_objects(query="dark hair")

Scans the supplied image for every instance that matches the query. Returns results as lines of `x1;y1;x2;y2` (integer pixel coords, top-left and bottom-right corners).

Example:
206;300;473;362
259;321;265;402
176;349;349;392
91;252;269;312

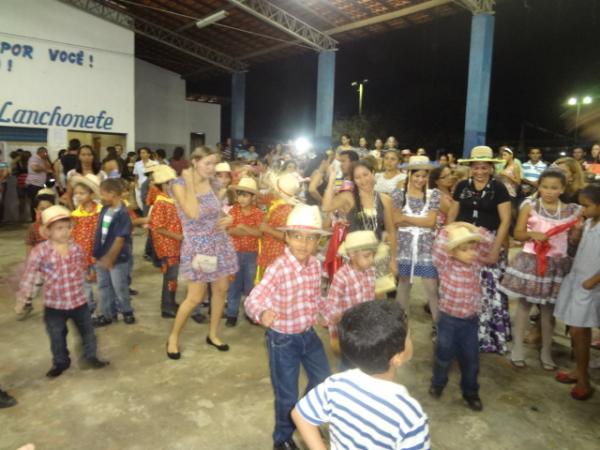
529;147;542;154
339;300;408;374
282;160;297;171
57;149;67;158
340;150;359;162
156;148;166;159
76;145;101;175
68;139;81;151
37;146;48;155
100;178;124;195
538;168;566;187
579;183;600;205
138;147;151;158
400;169;428;209
351;159;375;213
172;146;185;161
429;166;448;189
34;194;56;209
106;146;117;158
304;153;329;177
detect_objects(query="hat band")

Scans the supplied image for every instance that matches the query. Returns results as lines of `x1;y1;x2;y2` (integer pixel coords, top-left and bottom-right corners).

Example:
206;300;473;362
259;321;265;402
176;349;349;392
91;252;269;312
285;225;322;232
277;179;296;198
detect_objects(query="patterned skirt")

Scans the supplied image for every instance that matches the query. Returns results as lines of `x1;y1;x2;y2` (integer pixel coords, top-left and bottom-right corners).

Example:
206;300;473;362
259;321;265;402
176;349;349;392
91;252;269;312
499;252;572;305
479;252;512;354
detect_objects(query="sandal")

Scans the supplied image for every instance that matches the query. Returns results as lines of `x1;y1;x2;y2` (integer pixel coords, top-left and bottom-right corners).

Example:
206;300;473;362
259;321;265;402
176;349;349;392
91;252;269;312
540;359;557;372
570;386;594;401
510;359;527;369
555;371;577;384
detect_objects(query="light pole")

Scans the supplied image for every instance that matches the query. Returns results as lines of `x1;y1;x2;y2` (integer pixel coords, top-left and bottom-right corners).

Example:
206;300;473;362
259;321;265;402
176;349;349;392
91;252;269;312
567;95;593;142
351;79;369;116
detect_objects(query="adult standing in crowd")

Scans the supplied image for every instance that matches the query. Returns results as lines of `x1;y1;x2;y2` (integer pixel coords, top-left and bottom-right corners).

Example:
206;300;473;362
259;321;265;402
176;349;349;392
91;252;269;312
572;147;588;171
306;153;332;206
63;145;104;208
25;146;53;221
554;156;587;204
166;146;238;358
133;147;157;214
521;148;547;196
374;149;405;194
61;139;81;179
590;143;600;163
447;146;512;354
170;146;189;176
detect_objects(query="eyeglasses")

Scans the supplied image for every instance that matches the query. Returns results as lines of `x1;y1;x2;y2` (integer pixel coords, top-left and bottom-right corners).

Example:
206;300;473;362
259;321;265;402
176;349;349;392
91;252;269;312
289;233;320;242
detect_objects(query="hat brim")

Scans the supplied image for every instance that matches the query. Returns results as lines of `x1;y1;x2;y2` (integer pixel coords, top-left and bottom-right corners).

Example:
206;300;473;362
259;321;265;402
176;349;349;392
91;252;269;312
446;234;482;250
375;274;397;295
230;185;258;195
401;163;436;171
279;225;331;235
70;175;100;195
458;158;504;165
338;242;379;256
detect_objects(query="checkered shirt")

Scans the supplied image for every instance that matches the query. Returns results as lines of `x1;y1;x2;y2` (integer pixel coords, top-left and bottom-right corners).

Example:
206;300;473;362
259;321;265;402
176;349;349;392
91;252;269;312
245;246;324;334
431;228;493;319
323;263;376;326
17;240;87;310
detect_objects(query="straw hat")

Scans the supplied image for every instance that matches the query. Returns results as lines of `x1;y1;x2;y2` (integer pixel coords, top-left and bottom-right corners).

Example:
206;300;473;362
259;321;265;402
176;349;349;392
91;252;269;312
375;274;397;296
446;225;482;250
338;230;379;257
402;155;435;171
279;204;329;234
70;173;101;195
41;205;71;227
36;188;56;198
151;165;177;185
231;176;258;195
274;173;301;204
458;145;504;165
216;162;232;173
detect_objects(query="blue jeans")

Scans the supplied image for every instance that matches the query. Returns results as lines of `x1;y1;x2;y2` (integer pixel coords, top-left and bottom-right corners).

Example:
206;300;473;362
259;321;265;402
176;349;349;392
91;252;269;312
83;265;96;314
226;252;257;318
97;260;133;318
44;304;97;368
432;312;480;397
267;328;331;445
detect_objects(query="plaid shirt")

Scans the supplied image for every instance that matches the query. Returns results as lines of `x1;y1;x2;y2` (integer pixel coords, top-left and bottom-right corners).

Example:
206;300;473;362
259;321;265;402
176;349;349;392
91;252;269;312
17;240;87;310
432;228;493;318
323;263;375;326
245;246;324;334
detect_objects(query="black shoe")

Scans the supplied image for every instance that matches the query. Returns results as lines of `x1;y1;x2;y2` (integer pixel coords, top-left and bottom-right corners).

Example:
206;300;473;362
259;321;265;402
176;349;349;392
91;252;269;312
429;386;443;399
274;440;299;450
129;288;138;296
0;389;17;408
225;316;238;327
46;366;68;378
191;313;207;324
92;316;112;327
206;336;229;352
423;303;431;315
161;311;177;319
82;357;109;369
463;395;483;411
166;342;180;360
123;313;136;325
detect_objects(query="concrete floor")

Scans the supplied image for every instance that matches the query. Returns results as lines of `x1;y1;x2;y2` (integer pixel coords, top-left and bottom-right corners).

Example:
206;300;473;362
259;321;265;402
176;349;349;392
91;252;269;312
1;225;599;450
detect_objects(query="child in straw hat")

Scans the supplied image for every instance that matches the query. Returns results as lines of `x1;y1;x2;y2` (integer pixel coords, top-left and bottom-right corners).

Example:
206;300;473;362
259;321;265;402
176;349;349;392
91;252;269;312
16;205;109;378
429;222;495;412
245;204;331;450
225;177;264;327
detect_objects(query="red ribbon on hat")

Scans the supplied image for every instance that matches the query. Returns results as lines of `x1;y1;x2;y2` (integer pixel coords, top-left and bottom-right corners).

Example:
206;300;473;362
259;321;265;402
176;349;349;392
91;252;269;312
533;218;579;276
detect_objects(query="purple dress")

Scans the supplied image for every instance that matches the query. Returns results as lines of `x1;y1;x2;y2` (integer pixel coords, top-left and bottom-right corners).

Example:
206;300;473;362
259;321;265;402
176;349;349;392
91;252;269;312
171;178;238;283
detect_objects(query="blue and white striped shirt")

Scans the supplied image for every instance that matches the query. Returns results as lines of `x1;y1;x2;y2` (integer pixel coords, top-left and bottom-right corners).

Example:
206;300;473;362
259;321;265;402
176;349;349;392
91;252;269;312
522;160;548;183
296;369;430;450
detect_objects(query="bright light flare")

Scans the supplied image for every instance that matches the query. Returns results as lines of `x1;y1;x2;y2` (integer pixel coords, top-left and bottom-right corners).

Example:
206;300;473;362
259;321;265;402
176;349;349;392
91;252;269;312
294;137;312;154
583;96;593;104
567;97;578;106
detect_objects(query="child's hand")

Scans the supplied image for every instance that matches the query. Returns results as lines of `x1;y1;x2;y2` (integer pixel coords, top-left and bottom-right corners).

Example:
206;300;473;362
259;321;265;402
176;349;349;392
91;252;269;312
97;256;114;270
582;278;597;290
216;215;233;230
260;309;276;328
529;232;548;242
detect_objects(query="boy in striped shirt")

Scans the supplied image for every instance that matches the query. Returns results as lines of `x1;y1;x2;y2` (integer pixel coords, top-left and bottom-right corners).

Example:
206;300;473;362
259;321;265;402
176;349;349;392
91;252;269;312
293;300;430;450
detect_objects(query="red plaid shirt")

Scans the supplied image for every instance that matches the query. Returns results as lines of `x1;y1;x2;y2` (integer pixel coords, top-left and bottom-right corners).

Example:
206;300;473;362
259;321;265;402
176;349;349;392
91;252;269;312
17;240;87;310
245;247;324;334
229;203;264;252
432;228;493;318
324;263;375;326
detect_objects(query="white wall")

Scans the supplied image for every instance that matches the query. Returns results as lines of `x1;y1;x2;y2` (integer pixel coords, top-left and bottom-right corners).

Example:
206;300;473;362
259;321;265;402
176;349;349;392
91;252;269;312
135;59;220;155
0;0;135;157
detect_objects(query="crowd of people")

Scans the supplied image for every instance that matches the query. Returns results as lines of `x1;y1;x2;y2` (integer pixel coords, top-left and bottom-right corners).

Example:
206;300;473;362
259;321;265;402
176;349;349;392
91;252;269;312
1;136;600;450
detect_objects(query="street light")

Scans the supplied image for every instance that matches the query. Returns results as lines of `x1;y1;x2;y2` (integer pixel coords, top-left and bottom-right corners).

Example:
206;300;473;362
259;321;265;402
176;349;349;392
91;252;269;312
351;79;369;116
566;95;593;142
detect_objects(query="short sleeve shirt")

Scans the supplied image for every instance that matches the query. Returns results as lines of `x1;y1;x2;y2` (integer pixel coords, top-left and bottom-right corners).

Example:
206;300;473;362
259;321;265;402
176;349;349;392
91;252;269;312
229;204;264;253
453;179;511;232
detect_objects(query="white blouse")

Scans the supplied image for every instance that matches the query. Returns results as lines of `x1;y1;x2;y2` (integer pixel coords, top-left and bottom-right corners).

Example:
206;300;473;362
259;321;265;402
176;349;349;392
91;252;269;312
374;172;406;194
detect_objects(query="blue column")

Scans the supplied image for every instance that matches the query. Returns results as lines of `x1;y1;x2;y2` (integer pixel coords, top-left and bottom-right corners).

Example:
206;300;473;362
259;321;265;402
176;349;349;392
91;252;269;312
231;71;246;146
315;50;336;152
463;13;495;157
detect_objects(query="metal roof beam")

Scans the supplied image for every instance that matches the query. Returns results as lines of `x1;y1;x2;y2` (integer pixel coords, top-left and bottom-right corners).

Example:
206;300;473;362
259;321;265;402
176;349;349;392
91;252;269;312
58;0;248;72
453;0;495;14
226;0;337;51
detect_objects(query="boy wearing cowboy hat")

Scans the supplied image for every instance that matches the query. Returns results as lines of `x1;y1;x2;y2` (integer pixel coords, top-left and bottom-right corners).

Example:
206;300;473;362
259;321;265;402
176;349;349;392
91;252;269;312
225;177;264;327
245;204;331;450
429;222;495;412
16;205;109;378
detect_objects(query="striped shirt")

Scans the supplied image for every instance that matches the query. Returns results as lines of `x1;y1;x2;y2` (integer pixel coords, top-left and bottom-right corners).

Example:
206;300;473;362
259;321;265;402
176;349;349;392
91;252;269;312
522;160;548;183
100;206;117;244
296;369;430;450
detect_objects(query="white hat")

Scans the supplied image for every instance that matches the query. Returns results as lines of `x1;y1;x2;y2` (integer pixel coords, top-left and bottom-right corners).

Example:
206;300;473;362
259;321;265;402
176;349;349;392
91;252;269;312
70;173;101;195
458;146;504;165
401;155;435;171
274;173;301;204
231;176;258;195
216;162;232;173
41;205;71;227
279;204;329;234
338;230;379;257
445;224;482;250
151;165;177;185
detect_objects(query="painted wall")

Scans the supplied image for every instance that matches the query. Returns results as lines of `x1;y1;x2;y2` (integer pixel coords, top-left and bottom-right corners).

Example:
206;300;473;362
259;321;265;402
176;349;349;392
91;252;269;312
135;59;221;156
0;0;135;158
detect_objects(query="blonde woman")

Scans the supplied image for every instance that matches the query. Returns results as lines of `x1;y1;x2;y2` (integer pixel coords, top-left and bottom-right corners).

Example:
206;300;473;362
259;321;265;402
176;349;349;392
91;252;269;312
554;157;587;204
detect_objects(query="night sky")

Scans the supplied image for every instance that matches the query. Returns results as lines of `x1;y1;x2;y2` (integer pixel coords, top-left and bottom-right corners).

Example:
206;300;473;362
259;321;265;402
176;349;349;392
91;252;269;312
189;0;600;155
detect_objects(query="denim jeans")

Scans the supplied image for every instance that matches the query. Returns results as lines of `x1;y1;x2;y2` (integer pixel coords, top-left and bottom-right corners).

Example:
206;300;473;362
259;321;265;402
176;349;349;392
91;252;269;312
44;304;97;368
161;261;179;313
431;312;480;397
97;260;133;318
226;252;257;318
267;327;331;445
83;265;96;314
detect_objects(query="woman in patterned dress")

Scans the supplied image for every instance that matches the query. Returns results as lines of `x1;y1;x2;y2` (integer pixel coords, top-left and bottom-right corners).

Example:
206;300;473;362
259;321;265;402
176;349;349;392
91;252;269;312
166;147;238;357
